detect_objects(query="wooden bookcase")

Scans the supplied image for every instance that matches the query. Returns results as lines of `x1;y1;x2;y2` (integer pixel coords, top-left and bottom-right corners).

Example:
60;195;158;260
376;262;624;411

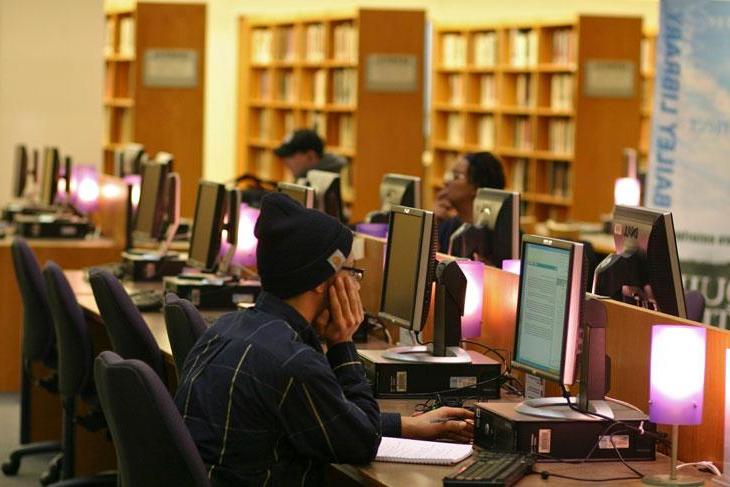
236;9;426;222
103;2;206;216
429;16;642;222
639;29;657;173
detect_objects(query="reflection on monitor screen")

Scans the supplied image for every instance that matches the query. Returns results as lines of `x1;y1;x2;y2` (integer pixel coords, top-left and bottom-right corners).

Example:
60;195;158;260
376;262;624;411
188;181;226;272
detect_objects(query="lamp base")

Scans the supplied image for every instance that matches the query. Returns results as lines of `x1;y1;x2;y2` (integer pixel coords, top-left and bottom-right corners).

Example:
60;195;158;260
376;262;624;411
642;474;705;486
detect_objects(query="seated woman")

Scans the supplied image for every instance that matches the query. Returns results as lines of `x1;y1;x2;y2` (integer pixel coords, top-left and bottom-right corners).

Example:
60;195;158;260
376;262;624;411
437;151;505;254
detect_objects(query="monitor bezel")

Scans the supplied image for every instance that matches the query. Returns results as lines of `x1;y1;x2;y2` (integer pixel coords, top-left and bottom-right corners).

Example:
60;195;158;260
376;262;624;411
306;169;343;220
377;206;435;333
277;181;315;208
12;145;28;199
187;181;227;272
511;234;583;385
380;173;422;211
132;160;171;243
39;147;60;206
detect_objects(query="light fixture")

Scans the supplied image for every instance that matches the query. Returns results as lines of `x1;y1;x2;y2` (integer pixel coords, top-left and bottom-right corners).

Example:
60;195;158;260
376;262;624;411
226;203;259;268
70;165;100;214
502;258;521;275
355;222;388;239
123;174;142;210
644;324;706;486
456;260;484;338
614;177;641;206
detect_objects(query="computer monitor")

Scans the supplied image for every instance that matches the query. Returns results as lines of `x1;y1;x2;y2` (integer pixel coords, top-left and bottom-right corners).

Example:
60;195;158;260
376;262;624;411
12;145;28;199
448;189;520;267
114;143;146;177
187;181;226;272
158;172;180;256
133;160;171;242
277;182;315;208
593;205;686;318
511;235;601;419
38;147;60;206
380;173;421;211
306;169;343;221
218;189;242;274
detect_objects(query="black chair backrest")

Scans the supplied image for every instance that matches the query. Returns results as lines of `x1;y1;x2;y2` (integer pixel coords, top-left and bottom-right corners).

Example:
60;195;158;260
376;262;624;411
43;262;93;399
163;293;207;379
88;269;167;386
11;238;55;367
685;289;706;323
94;351;210;487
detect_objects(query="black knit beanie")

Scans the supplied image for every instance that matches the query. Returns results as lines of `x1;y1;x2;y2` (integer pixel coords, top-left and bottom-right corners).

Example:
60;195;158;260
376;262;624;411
254;192;353;299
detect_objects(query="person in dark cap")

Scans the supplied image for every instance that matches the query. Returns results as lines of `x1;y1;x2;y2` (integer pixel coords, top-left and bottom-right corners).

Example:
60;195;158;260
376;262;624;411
175;193;473;487
274;128;346;179
437;151;506;254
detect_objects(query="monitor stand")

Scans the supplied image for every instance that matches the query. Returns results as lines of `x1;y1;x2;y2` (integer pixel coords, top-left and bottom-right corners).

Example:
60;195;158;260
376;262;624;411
514;397;613;420
382;344;471;363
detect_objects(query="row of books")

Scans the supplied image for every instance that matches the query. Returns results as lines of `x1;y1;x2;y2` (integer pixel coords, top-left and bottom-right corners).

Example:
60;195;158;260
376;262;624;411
509;29;538;67
513;116;533;149
256;71;271;100
547;119;574;154
515;74;533;107
104;107;134;144
445;74;497;106
274;27;295;62
473;31;497;67
447;74;464;104
252;29;273;63
477;115;495;149
104;19;115;57
510;158;529;192
339;115;355;149
251;149;274;180
550;74;573;110
305;23;326;62
277;71;295;101
441;34;467;68
333;23;358;62
104;17;135;57
307;111;327;138
546;161;571;197
256;109;271;140
551;29;574;65
312;69;327;105
446;113;464;145
332;69;357;105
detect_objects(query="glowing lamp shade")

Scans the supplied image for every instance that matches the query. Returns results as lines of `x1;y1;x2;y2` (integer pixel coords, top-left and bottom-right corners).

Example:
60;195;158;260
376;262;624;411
70;165;100;214
456;260;484;339
356;223;388;239
502;259;521;275
649;325;706;425
614;177;641;206
123;174;142;210
230;204;260;267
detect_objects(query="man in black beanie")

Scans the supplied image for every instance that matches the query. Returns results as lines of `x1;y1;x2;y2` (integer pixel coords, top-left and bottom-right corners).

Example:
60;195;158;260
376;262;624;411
175;193;473;487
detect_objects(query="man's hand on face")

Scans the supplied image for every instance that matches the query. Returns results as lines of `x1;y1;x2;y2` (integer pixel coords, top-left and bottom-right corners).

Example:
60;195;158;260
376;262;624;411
316;275;364;347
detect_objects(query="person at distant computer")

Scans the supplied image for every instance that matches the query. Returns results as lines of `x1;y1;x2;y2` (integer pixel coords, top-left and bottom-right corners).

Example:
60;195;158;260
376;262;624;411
175;193;474;487
275;128;346;180
437;151;506;254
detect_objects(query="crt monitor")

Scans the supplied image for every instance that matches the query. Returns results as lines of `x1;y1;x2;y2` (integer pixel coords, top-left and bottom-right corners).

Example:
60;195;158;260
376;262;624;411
12;144;29;199
593;205;686;318
511;235;599;418
187;181;226;272
448;188;520;267
39;147;61;206
380;173;421;211
277;182;315;208
133;160;171;242
306;169;343;221
114;143;146;177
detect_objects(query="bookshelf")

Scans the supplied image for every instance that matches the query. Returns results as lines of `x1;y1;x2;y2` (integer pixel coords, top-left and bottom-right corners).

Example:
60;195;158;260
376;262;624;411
429;16;642;222
236;9;426;221
103;2;206;216
639;29;656;174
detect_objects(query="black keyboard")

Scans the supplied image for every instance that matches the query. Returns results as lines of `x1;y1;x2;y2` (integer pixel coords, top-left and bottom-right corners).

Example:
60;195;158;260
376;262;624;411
130;290;164;311
443;450;535;487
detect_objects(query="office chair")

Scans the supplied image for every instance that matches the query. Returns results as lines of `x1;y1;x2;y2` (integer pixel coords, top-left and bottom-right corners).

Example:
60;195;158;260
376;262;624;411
43;262;117;486
685;290;706;323
88;268;168;386
2;239;62;483
94;351;211;487
163;293;207;380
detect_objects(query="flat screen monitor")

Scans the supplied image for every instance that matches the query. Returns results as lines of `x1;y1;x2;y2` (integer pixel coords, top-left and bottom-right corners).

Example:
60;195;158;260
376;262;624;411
39;147;60;206
378;207;436;333
380;173;421;211
593;205;686;318
512;235;585;386
448;189;520;267
306;169;343;221
277;182;315;208
114;143;146;177
12;145;28;198
133;160;171;242
187;181;226;272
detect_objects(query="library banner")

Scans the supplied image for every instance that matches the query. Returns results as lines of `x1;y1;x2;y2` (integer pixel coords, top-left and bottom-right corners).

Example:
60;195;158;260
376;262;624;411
646;0;730;327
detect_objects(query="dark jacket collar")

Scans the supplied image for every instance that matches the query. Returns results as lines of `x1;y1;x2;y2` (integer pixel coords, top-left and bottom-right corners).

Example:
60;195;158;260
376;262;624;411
255;291;320;347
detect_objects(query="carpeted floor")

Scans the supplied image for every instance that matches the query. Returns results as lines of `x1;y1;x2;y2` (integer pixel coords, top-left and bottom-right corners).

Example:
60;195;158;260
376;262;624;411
0;393;56;486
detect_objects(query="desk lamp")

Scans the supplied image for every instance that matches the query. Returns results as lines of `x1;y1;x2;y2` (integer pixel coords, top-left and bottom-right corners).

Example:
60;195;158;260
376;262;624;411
355;222;388;239
502;259;521;275
456;260;484;338
614;148;641;206
644;324;706;486
224;203;259;268
70;165;100;214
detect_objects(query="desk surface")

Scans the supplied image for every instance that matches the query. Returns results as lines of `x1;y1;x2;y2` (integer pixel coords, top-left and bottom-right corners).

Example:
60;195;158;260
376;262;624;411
67;269;713;486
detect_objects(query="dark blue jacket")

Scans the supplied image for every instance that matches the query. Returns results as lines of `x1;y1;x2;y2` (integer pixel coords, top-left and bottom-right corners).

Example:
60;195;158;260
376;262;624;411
174;291;400;486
